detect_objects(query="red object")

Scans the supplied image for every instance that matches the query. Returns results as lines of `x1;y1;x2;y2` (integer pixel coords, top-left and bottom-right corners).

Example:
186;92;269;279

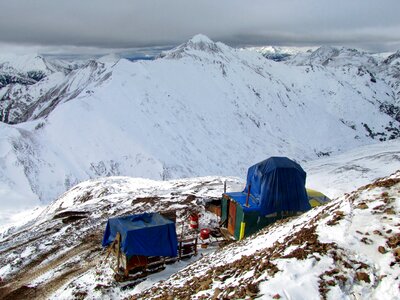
189;213;199;229
200;228;211;240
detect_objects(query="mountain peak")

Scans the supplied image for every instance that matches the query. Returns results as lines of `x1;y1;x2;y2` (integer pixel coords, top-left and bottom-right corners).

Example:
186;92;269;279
160;34;223;59
188;34;214;44
383;50;400;65
0;53;47;72
310;46;340;62
97;53;121;64
287;45;377;67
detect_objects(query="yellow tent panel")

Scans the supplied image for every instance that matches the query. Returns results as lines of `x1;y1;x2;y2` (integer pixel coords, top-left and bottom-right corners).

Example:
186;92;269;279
306;188;331;207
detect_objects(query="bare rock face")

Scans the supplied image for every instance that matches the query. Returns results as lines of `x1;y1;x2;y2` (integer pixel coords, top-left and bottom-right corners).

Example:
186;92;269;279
0;58;109;124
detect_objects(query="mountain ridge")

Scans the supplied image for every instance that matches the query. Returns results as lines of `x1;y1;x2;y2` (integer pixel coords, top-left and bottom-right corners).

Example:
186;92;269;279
0;35;399;210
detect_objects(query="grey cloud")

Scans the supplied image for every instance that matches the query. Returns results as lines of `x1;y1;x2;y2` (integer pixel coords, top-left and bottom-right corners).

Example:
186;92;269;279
0;0;399;52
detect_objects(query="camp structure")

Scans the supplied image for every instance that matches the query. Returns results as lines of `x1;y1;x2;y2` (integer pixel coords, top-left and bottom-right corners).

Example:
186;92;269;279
102;212;196;280
307;188;331;207
221;157;311;240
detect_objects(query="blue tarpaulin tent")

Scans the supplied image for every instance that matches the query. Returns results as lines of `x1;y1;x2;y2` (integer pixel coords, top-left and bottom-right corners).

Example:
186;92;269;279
102;212;178;257
221;157;311;239
243;156;310;216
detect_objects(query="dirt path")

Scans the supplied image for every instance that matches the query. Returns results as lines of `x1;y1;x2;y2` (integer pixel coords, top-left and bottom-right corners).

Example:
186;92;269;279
0;233;102;300
0;229;59;256
1;257;99;300
1;259;99;300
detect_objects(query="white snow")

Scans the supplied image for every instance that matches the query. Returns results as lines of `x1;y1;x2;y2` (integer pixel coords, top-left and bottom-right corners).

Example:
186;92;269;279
259;256;334;300
0;148;398;299
305;139;400;198
135;171;400;299
0;35;399;299
1;36;399;217
0;53;51;74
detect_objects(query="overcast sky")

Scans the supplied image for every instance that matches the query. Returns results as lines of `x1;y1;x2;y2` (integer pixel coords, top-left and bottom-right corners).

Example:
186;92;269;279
0;0;399;54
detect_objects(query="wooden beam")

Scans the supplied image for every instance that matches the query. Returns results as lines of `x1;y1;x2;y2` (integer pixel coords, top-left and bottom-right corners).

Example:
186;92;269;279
115;232;121;273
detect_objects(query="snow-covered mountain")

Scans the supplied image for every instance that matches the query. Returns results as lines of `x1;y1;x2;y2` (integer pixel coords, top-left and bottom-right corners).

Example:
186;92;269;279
247;45;315;62
0;35;399;211
286;46;400;122
0;55;102;124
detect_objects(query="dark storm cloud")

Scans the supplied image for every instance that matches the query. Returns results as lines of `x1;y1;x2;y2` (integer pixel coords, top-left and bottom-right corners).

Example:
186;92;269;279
0;0;399;51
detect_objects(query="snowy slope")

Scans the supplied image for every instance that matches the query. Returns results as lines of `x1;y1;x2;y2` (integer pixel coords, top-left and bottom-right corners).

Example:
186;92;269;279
0;35;399;211
305;139;400;198
247;45;316;62
0;56;106;124
286;46;400;122
381;51;400;107
0;176;242;299
0;143;398;299
135;171;400;300
287;46;378;68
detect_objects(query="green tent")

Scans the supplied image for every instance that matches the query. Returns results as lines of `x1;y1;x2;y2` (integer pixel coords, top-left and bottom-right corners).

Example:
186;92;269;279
221;193;282;240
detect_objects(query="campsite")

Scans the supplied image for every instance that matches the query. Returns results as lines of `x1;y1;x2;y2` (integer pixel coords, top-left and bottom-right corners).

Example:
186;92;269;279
0;147;399;299
99;157;328;284
0;3;399;298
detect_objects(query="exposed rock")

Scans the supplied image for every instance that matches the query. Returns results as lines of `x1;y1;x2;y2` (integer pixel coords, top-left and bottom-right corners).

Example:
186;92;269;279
378;246;387;254
356;272;371;283
387;234;400;248
357;202;369;209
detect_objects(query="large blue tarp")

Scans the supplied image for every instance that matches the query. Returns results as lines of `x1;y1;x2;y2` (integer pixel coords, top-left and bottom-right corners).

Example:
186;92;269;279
228;157;310;216
102;212;178;257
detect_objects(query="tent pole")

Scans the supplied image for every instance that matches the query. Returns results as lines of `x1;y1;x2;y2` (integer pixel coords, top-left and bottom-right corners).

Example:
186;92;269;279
115;232;121;273
245;184;251;207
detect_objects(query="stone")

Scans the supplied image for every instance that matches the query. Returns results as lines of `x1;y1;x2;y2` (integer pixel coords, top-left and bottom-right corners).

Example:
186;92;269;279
393;247;400;257
387;234;400;248
356;272;370;283
326;280;336;286
378;246;387;254
357;203;369;209
212;288;221;300
384;208;395;215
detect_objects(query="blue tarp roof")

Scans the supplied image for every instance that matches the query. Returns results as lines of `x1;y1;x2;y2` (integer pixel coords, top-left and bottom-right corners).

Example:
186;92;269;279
227;157;310;216
102;212;178;257
224;192;260;212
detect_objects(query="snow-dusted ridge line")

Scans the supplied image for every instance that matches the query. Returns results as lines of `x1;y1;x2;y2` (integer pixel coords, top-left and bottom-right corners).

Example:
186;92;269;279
0;34;399;218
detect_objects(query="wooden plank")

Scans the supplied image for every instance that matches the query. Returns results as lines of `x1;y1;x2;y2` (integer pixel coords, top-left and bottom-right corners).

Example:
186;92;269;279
228;200;236;235
219;227;233;240
179;240;182;260
115;233;121;273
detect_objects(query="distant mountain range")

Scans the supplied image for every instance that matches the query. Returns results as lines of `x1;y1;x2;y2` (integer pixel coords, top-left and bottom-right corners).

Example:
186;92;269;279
0;34;399;209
